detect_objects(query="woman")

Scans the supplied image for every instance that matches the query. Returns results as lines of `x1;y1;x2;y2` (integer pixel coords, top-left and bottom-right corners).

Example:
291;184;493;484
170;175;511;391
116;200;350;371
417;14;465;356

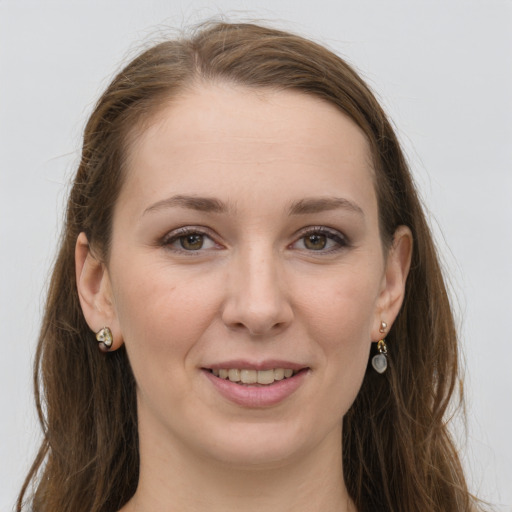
18;22;479;511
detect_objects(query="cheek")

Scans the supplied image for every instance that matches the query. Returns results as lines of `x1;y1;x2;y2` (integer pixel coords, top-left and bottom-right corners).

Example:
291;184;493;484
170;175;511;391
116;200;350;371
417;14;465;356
111;258;223;367
296;267;380;405
298;265;381;345
110;262;227;428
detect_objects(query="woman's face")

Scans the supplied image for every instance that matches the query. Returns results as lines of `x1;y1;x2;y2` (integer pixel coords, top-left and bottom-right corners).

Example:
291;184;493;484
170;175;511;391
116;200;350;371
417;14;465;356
85;84;410;466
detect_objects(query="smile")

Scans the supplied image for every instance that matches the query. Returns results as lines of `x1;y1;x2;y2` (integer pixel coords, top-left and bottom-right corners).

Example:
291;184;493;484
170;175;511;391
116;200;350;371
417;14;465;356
203;366;309;407
210;368;297;385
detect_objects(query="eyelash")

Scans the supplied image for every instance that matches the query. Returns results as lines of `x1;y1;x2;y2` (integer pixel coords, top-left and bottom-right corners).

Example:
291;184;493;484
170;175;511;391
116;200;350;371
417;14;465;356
161;226;349;254
161;227;220;253
291;226;349;253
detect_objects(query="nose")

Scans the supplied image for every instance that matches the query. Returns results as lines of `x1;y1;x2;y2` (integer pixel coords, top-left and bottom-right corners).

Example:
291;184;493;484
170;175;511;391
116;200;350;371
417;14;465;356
221;246;294;337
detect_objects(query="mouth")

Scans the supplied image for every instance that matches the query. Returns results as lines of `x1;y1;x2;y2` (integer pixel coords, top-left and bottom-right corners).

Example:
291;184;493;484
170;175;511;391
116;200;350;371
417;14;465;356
202;364;309;407
206;367;304;386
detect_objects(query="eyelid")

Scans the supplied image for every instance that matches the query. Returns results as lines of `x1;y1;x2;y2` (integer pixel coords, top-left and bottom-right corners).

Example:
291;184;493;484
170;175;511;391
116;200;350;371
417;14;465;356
291;226;350;252
159;225;349;253
161;226;222;252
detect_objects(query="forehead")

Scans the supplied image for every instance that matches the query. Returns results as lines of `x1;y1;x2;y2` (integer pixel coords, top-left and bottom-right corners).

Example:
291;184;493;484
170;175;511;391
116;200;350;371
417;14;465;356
126;83;372;164
119;83;376;215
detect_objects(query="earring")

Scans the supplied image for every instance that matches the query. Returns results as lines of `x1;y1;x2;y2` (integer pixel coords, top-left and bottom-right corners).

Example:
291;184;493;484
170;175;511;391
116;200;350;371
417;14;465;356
95;326;113;352
379;321;387;334
372;339;388;374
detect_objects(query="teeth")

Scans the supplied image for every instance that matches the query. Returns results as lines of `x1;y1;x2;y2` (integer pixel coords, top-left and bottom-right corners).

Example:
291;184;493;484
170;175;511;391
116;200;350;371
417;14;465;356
212;368;298;385
228;369;241;382
240;369;257;384
274;368;285;381
257;369;274;385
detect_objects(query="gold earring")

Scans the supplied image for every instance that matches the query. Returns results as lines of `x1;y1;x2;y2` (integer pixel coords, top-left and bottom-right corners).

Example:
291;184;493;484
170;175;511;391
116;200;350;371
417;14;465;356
379;321;387;334
96;326;113;352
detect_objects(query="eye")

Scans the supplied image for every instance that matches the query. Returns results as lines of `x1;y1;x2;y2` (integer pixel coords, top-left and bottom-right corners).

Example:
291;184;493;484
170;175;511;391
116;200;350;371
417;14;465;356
162;228;219;252
303;233;329;250
179;233;207;250
292;227;348;252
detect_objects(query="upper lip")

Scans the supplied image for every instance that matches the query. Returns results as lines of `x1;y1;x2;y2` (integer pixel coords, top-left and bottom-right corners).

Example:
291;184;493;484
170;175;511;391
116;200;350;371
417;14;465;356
203;359;308;371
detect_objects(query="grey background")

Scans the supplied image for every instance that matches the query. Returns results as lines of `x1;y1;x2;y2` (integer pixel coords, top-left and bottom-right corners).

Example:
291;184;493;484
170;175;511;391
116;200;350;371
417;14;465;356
1;1;511;510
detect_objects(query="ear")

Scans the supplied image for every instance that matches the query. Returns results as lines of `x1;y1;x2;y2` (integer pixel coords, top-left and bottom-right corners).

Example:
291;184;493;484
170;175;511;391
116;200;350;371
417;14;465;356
372;225;413;341
75;232;123;350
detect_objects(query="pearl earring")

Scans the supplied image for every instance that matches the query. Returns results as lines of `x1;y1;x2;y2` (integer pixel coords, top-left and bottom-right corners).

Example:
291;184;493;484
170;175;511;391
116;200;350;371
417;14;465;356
372;321;388;374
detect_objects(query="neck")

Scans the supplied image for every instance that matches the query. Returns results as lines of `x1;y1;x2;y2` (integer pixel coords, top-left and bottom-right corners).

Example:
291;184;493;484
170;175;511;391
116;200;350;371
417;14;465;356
123;423;355;512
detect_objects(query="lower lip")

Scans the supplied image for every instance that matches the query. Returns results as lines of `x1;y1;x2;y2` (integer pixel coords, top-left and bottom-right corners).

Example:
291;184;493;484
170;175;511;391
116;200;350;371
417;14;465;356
202;369;309;408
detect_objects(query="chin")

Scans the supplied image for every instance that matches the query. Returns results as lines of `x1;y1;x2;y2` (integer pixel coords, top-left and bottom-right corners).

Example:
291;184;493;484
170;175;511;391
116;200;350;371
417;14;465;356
190;419;331;469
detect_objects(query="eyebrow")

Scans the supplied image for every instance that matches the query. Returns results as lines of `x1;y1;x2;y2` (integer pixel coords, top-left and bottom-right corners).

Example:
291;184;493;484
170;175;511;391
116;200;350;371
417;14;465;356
142;194;364;218
143;195;229;216
288;197;364;217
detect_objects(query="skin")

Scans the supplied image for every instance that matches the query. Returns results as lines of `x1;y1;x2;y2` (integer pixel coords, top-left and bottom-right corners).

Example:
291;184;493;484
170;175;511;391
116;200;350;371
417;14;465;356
76;83;412;512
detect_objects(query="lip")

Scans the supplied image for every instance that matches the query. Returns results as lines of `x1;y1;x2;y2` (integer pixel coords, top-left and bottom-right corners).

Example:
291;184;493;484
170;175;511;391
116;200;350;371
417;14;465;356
205;359;307;371
202;361;310;408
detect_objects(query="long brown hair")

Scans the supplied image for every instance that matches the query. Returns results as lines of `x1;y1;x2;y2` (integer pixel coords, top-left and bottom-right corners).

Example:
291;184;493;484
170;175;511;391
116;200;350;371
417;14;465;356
18;22;477;511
